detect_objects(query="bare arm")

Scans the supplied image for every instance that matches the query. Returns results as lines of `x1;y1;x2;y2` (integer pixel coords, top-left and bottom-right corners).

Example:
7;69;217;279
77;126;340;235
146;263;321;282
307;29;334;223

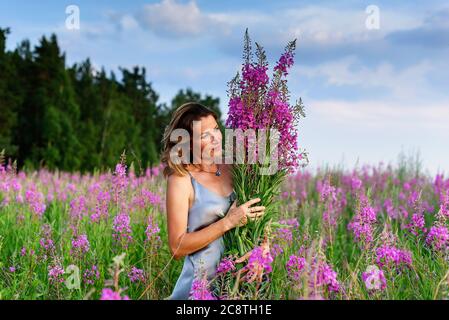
166;174;229;260
166;174;264;260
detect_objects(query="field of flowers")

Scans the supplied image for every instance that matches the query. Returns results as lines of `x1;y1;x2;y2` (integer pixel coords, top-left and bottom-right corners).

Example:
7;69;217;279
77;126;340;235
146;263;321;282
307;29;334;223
1;156;449;300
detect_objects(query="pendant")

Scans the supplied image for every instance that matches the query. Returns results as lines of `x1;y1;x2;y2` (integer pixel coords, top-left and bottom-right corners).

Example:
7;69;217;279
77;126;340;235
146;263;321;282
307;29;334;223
215;169;221;177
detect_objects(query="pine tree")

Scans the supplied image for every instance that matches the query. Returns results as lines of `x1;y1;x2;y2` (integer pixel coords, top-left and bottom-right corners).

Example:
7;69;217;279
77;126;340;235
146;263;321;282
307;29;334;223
0;28;20;161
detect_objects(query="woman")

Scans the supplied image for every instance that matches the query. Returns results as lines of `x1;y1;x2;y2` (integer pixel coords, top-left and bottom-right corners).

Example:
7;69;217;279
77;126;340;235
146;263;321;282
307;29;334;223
161;102;265;300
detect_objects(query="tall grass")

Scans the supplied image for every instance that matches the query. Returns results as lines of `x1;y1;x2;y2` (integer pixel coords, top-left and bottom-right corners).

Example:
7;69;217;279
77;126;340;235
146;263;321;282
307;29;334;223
0;154;448;299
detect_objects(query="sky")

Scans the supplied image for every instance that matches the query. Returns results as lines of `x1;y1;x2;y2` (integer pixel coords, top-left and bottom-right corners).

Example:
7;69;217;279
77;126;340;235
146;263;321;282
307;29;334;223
1;0;448;176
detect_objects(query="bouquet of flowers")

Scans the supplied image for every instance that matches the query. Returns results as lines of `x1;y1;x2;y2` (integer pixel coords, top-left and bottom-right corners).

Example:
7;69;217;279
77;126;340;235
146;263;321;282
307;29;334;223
223;29;308;258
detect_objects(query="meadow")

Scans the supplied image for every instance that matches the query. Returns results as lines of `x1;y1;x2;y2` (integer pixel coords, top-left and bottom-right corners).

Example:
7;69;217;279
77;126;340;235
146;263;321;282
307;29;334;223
1;154;448;300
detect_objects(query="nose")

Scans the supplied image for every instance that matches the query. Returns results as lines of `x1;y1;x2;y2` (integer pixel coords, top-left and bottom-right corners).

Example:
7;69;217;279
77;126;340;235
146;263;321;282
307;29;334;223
213;130;222;142
212;135;222;145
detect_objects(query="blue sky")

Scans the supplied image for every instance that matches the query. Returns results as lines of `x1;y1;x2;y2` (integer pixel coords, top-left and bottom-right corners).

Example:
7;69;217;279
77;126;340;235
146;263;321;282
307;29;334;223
1;0;448;175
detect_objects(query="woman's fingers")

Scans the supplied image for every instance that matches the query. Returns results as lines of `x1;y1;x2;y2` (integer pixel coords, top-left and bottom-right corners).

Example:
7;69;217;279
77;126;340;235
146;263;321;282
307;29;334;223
248;206;265;213
247;211;265;221
238;214;248;227
246;205;265;220
243;198;261;207
235;251;251;263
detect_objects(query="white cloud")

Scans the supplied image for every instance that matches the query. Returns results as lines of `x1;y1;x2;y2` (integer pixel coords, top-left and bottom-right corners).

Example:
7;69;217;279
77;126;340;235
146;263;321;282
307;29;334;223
210;5;423;48
297;56;435;100
136;0;230;38
117;14;139;31
309;99;449;133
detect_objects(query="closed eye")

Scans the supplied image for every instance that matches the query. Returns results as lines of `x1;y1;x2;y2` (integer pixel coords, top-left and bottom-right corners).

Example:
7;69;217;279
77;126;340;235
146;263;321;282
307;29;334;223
201;126;219;138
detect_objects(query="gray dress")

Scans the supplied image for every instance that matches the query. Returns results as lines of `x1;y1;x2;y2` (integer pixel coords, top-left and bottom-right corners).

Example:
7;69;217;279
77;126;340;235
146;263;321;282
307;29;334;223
165;172;236;300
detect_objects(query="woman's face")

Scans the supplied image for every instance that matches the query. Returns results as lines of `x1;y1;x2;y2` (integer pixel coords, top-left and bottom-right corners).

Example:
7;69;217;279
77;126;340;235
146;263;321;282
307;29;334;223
194;115;222;164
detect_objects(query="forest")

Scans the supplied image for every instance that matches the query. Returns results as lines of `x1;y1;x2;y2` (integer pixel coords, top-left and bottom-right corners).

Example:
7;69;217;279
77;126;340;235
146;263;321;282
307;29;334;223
0;27;222;173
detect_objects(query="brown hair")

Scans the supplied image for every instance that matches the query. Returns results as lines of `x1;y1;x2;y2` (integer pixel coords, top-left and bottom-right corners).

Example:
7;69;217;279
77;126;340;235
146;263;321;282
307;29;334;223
161;102;219;177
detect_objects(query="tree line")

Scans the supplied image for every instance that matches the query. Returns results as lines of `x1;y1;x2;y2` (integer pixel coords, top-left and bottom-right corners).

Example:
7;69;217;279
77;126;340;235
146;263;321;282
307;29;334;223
0;27;222;173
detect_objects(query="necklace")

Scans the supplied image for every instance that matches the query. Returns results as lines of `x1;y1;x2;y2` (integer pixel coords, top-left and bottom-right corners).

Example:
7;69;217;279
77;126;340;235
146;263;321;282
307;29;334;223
202;165;221;177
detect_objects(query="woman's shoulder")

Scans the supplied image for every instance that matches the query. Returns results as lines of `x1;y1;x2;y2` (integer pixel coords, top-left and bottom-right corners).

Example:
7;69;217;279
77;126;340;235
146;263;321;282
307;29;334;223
167;172;191;186
166;172;194;204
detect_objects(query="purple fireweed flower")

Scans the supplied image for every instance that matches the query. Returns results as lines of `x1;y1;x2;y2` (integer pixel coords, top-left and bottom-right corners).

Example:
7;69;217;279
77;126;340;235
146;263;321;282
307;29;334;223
242;63;269;90
83;265;100;285
249;246;274;273
71;234;90;257
9;266;16;273
225;33;306;172
25;187;46;218
65;183;77;194
407;191;420;208
398;205;409;219
69;195;88;220
384;198;398;219
317;263;340;293
270;243;284;257
240;245;274;283
270;226;293;257
266;90;300;170
11;179;21;192
286;254;306;281
226;96;256;130
279;218;299;228
145;216;161;245
143;189;161;205
128;266;145;283
274;51;294;76
90;190;111;223
375;244;412;270
100;288;130;300
88;182;101;194
351;176;363;191
439;193;449;218
317;178;336;202
433;175;449;202
150;166;160;177
16;194;24;203
112;162;128;205
131;189;161;212
426;225;449;251
47;192;54;203
189;277;216;300
348;194;377;247
317;178;346;228
362;266;387;291
39;224;55;256
403;213;427;237
216;257;236;274
48;264;65;283
308;260;340;294
20;247;27;256
273;227;293;244
112;213;133;248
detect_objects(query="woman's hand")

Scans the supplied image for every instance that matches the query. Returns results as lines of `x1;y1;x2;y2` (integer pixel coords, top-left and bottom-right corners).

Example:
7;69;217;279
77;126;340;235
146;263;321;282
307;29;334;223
234;234;271;283
235;234;270;264
222;198;265;231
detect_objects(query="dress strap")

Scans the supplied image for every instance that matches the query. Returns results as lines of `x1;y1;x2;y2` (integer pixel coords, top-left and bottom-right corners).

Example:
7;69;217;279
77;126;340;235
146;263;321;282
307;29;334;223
186;170;197;202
